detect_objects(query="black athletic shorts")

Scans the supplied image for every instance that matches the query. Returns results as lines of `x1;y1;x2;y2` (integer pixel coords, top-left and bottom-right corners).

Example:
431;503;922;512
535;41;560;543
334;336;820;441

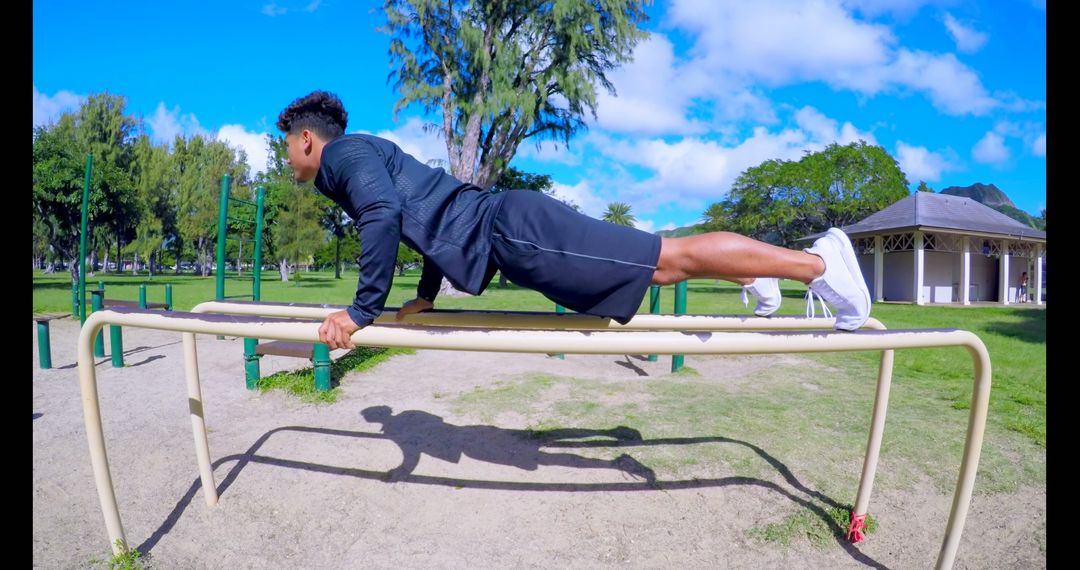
490;190;662;324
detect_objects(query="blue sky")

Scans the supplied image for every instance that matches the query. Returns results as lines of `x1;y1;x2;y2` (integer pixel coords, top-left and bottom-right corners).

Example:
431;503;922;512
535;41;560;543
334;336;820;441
34;0;1046;233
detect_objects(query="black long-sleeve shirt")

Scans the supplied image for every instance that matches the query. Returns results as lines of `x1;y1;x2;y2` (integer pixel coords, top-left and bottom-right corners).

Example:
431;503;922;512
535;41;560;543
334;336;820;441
313;134;504;327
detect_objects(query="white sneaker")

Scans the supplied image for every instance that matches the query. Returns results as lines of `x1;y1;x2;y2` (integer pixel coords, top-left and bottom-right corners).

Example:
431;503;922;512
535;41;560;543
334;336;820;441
804;228;871;331
741;278;782;317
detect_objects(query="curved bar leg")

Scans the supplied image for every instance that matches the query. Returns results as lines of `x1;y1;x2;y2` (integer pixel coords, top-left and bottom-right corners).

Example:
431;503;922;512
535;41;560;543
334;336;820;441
850;348;896;541
77;322;127;554
934;346;992;570
183;331;219;507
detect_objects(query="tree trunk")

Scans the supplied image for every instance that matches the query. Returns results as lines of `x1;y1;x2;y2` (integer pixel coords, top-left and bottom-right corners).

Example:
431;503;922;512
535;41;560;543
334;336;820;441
116;231;121;273
438;277;469;298
279;258;290;282
132;251;140;275
199;238;210;277
237;240;243;278
334;235;342;279
174;241;182;275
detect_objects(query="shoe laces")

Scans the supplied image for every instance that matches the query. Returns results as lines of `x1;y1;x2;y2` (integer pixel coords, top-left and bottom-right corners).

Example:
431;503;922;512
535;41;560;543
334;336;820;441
804;290;833;319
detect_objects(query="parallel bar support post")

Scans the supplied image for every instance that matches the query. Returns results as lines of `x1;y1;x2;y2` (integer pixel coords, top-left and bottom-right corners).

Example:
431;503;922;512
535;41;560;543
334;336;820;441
37;320;52;369
648;285;660;362
109;325;124;368
243;338;260;390
553;304;566;359
671;281;687;372
312;343;332;392
91;286;105;358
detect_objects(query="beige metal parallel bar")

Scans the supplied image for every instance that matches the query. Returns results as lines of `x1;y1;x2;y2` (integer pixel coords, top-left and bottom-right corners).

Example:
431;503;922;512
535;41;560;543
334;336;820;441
79;308;988;570
191;300;884;331
191;301;896;528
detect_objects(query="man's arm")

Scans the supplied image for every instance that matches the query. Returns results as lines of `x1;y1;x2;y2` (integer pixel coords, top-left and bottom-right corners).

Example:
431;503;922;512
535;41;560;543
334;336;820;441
416;255;444;303
392;256;441;322
329;142;403;329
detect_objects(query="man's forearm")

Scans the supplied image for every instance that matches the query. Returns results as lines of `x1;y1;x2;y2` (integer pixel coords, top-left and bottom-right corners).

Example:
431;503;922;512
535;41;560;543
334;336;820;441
416;256;444;302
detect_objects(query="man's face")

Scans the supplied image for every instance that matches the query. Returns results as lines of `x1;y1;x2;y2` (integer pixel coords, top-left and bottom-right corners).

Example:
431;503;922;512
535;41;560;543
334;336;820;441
284;130;317;183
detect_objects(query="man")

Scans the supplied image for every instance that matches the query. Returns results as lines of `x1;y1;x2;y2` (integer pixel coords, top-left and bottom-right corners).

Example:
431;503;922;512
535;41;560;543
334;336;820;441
276;91;871;350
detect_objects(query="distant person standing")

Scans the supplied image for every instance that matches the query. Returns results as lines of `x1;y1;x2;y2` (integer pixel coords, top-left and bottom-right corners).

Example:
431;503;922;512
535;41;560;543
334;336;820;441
1019;271;1029;303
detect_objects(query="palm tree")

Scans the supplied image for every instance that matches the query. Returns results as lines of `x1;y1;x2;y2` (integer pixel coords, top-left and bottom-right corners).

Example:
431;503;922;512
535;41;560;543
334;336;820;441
602;202;636;227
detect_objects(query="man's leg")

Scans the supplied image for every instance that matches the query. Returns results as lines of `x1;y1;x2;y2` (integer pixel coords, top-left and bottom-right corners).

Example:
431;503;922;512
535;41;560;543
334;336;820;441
652;232;823;286
653;230;872;330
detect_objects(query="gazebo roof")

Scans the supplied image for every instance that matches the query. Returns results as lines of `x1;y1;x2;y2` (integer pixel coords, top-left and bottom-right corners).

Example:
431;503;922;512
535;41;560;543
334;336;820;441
800;191;1046;242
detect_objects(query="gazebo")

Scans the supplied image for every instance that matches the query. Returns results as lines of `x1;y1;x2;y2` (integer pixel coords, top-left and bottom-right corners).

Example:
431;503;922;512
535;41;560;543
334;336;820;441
800;192;1046;305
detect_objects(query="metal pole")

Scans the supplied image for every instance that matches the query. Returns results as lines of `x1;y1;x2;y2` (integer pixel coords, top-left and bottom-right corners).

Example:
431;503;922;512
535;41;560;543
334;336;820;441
253;186;265;302
648;285;660;362
37;320;52;369
244;338;260;390
78;154;93;324
215;174;230;302
553;304;566;359
672;281;687;372
91;285;105;358
313;343;332;391
109;324;124;368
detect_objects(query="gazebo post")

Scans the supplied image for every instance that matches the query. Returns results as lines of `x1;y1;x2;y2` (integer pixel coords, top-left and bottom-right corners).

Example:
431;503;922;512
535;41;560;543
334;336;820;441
961;237;971;305
914;231;925;305
1035;246;1044;305
999;241;1010;305
874;235;883;303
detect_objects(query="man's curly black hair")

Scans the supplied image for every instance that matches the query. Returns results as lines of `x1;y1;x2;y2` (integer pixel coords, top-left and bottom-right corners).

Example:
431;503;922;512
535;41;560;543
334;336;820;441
276;91;348;139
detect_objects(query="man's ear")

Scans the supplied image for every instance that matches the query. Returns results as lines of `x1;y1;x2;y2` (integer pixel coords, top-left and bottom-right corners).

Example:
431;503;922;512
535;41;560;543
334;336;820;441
301;129;314;152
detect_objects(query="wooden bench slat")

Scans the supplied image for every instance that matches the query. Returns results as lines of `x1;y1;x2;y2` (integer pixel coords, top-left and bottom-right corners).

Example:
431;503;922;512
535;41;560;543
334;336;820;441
95;299;169;309
33;314;70;323
255;341;315;358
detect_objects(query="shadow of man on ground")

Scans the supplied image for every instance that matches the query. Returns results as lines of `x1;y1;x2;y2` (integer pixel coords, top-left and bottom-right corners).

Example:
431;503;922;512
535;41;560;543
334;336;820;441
361;405;656;483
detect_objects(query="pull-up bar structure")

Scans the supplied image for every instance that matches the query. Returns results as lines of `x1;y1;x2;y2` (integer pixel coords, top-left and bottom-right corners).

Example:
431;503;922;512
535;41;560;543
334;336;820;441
77;305;990;570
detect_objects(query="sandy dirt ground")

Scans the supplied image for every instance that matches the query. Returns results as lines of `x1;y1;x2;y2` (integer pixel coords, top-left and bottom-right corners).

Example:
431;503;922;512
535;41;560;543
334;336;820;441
33;318;1045;569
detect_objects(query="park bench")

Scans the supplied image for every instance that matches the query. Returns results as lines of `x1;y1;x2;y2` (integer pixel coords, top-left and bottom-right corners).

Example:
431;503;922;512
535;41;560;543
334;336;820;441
34;313;70;369
246;338;334;391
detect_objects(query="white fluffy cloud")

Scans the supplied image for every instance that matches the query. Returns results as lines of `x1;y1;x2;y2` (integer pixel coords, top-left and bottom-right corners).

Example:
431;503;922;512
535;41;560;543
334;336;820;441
943;13;988;53
895;141;957;182
669;0;895;86
33;85;84;127
1032;132;1045;157
793;107;877;146
549;180;608;218
633;218;677;233
972;131;1010;164
147;101;209;145
216;125;271;177
594;34;708;135
884;49;997;115
662;0;1001;117
362;117;450;167
841;0;940;19
261;3;287;16
577;108;882;219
